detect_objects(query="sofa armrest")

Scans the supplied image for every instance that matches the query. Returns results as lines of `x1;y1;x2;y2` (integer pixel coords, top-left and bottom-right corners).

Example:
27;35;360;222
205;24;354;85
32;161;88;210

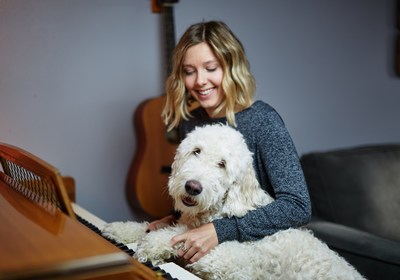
307;219;400;279
307;219;400;265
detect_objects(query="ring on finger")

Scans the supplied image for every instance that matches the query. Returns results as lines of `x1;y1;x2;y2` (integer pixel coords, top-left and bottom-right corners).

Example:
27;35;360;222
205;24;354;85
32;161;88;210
182;246;189;253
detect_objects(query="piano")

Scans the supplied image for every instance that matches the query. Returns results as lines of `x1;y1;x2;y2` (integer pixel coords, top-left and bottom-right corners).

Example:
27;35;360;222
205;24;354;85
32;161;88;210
0;142;200;280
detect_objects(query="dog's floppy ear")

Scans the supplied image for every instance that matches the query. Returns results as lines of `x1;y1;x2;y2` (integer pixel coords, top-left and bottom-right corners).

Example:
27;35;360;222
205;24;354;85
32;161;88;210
221;161;273;217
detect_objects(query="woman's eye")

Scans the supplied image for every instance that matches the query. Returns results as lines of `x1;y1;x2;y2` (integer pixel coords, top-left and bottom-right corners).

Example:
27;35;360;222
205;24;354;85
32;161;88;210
183;68;195;76
207;67;217;72
218;160;226;168
192;148;201;155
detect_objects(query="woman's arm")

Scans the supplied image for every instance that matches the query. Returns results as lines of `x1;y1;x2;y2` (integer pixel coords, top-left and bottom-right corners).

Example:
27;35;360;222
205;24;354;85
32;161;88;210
214;108;311;243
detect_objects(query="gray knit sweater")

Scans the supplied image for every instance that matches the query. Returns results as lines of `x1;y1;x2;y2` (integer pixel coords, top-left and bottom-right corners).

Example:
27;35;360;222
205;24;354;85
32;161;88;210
179;100;312;243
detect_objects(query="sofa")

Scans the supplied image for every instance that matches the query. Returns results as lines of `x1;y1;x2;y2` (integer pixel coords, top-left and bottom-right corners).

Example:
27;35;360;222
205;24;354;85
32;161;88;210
300;144;400;280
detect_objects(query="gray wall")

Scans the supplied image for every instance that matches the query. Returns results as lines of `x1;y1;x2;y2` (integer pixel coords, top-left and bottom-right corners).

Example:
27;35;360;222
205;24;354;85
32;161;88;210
0;0;399;222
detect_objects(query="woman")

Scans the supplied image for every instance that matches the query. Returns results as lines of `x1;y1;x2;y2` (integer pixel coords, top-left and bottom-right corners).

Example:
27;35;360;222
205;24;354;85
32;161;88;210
149;20;311;263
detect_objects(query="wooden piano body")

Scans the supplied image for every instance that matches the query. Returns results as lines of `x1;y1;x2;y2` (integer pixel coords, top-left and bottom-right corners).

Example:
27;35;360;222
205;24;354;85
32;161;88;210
0;142;199;280
0;142;164;280
0;179;161;280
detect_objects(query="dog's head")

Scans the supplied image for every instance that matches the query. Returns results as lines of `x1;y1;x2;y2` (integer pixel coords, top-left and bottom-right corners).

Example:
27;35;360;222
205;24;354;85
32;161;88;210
168;124;273;220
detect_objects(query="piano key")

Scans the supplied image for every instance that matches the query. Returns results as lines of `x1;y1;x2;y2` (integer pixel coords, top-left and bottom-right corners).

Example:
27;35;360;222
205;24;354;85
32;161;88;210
72;203;200;280
72;203;107;229
160;263;201;280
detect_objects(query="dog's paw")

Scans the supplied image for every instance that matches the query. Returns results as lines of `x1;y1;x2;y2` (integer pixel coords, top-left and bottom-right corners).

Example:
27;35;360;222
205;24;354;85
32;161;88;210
101;221;148;244
135;226;186;265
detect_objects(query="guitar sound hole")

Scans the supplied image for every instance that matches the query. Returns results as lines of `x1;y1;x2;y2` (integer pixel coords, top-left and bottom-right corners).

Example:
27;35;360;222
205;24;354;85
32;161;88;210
161;166;172;174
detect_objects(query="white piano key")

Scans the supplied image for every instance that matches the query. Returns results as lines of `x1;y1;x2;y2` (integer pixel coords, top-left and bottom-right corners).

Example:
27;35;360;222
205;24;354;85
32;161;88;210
72;203;107;229
159;263;201;280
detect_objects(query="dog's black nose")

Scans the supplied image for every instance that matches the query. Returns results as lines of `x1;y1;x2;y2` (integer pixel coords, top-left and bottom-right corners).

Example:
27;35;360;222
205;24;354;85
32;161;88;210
185;180;203;196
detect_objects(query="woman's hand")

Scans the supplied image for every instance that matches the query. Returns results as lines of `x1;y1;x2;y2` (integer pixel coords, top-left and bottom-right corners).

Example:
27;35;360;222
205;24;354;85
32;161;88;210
170;223;218;263
147;215;176;231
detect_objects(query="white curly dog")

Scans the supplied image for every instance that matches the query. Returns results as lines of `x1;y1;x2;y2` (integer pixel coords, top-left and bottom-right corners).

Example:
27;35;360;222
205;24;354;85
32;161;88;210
102;124;364;280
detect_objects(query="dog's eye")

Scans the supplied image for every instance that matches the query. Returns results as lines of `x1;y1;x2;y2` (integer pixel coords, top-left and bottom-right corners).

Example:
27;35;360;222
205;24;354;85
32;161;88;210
192;148;201;156
218;160;226;168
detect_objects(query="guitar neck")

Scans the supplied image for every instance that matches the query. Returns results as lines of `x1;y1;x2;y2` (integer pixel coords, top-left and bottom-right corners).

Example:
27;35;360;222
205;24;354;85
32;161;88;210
162;2;177;77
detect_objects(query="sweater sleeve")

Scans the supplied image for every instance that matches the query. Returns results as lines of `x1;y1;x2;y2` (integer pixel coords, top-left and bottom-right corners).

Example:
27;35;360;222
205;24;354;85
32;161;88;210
213;107;311;243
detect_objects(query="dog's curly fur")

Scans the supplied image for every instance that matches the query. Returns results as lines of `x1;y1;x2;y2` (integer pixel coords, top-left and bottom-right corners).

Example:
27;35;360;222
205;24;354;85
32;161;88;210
102;124;365;280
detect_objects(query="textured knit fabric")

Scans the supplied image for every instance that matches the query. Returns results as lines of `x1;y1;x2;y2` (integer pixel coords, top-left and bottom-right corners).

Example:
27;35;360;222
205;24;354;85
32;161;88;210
179;100;312;243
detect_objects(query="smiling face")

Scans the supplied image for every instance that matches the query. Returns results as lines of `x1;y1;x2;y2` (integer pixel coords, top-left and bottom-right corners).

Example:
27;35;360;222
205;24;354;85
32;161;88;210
183;42;225;118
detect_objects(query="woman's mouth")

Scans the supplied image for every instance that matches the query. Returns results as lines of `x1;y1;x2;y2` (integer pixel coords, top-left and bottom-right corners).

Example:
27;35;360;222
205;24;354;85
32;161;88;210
197;88;214;96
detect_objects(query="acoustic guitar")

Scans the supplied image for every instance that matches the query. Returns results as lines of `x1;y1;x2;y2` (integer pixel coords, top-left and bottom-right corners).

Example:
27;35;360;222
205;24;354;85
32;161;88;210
126;0;179;218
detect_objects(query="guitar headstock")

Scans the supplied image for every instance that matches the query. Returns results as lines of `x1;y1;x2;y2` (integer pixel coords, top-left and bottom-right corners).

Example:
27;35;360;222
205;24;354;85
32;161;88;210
151;0;179;77
152;0;179;13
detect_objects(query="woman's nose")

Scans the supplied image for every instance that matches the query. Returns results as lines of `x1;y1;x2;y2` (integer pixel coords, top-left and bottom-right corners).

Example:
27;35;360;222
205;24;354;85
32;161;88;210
195;71;207;86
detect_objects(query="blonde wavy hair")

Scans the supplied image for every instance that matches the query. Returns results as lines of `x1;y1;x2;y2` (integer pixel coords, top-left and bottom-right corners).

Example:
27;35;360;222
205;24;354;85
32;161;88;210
162;21;256;131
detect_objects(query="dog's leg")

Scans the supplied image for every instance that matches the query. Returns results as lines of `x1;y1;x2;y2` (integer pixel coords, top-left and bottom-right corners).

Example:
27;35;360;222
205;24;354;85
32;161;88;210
187;241;255;280
101;221;148;244
135;224;188;265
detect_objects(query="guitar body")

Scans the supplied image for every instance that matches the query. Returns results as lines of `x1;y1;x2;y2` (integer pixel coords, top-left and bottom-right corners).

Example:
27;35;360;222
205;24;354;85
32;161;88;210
127;96;176;218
